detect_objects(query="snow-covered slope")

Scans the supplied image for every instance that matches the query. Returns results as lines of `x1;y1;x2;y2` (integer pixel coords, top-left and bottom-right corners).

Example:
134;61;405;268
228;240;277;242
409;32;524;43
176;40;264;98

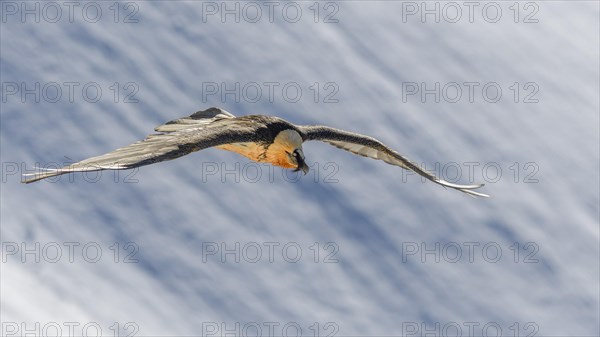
1;1;598;336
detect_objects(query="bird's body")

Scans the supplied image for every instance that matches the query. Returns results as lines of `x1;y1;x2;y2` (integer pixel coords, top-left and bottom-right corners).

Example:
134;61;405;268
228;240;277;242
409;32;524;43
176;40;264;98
23;107;488;197
217;128;304;169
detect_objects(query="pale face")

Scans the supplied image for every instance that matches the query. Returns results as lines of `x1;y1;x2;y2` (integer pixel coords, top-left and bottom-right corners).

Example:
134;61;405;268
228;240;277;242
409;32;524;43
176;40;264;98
266;130;309;174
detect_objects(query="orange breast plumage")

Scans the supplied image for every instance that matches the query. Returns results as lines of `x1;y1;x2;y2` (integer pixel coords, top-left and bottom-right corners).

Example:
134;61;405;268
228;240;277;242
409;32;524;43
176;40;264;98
215;142;267;162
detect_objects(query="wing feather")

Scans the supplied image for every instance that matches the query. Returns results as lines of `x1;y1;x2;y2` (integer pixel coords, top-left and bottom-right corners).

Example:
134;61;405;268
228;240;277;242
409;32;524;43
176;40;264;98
154;107;235;132
22;109;258;183
299;125;489;197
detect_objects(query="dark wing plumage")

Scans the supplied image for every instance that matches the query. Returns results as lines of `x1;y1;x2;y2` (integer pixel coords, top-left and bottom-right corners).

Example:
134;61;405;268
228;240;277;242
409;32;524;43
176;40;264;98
298;125;489;197
154;107;236;132
22;108;260;183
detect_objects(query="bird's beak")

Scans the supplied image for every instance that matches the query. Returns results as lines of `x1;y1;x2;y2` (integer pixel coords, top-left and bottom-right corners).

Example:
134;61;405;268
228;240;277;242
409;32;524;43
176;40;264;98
295;157;309;175
300;162;309;175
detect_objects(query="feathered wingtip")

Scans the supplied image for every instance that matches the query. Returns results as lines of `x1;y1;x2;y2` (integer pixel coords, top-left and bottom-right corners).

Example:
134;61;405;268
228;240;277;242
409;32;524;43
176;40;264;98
435;179;490;198
459;184;490;198
21;168;65;184
21;163;126;184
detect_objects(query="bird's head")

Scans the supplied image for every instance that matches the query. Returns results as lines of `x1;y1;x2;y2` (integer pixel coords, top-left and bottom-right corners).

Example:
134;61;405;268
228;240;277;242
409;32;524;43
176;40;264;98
269;130;309;175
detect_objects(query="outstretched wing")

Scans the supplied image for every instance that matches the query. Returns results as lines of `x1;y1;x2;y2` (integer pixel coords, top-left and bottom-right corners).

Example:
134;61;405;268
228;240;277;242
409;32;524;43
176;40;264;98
298;125;489;197
22;108;256;183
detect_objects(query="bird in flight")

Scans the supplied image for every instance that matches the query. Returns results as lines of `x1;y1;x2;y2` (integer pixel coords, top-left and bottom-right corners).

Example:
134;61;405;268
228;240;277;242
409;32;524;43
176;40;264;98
23;108;488;197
